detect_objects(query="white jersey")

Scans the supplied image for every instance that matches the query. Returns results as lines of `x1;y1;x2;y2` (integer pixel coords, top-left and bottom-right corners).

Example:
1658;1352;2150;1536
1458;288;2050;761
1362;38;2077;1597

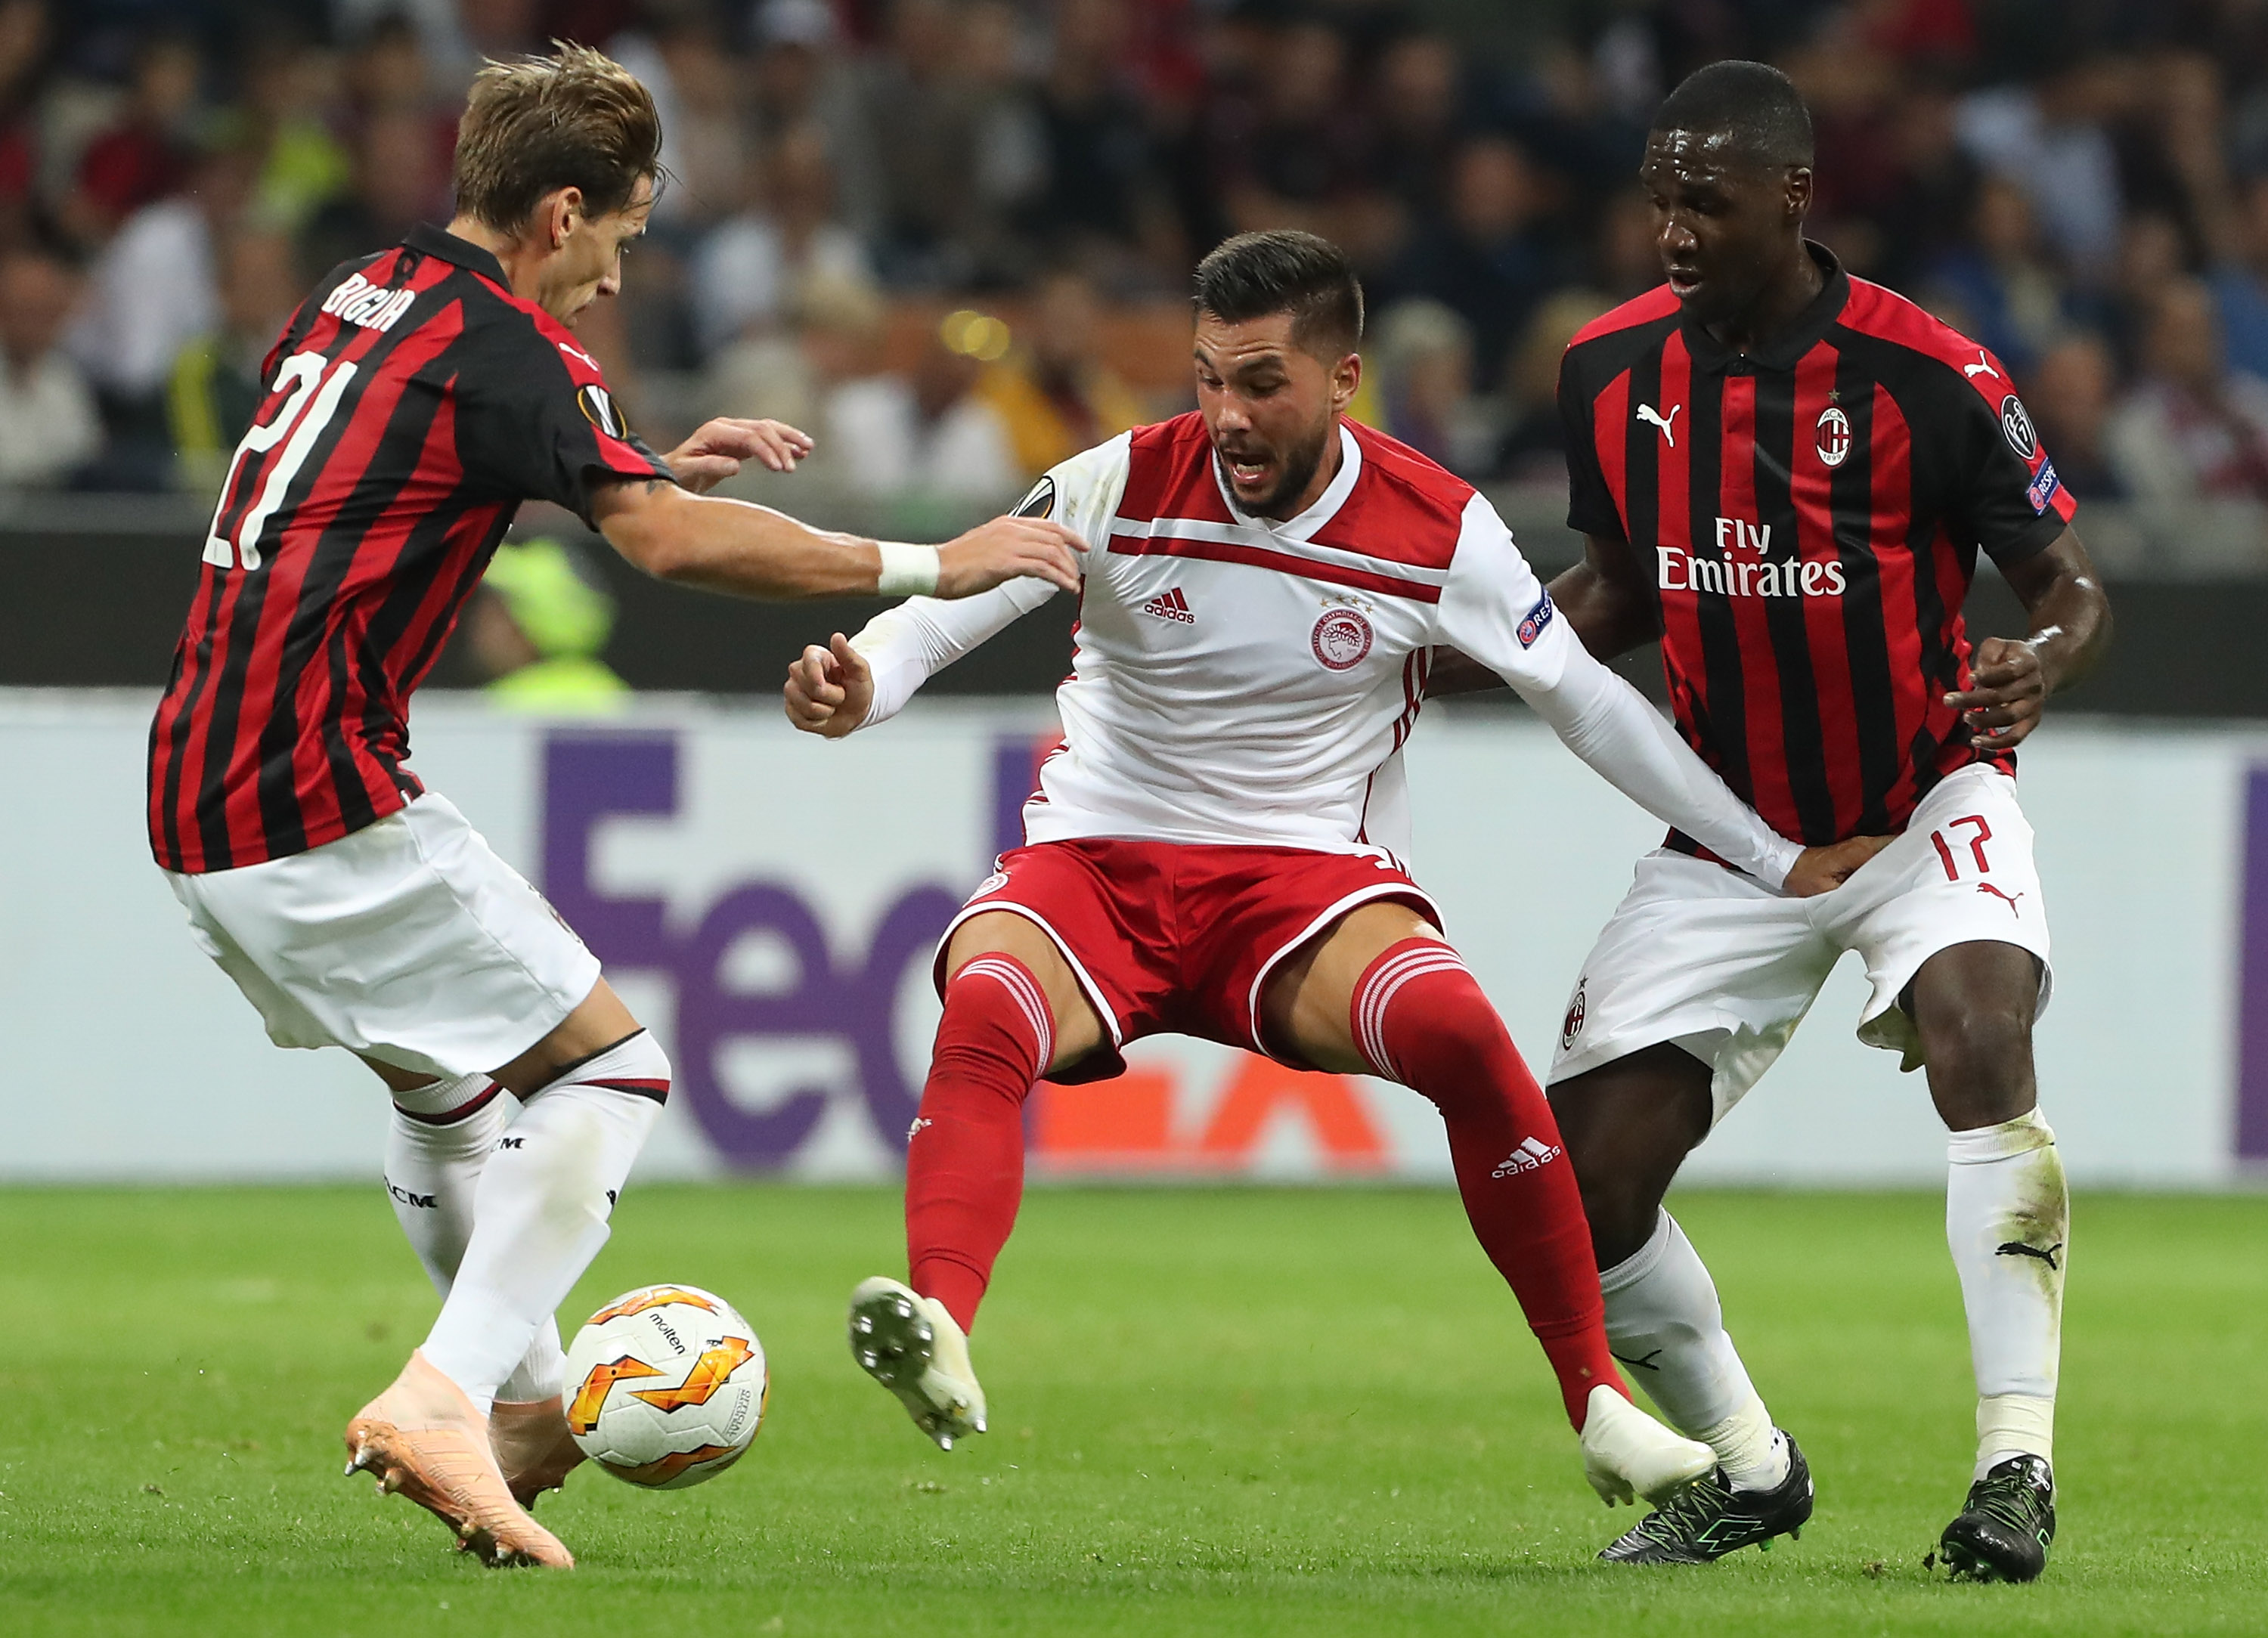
851;413;1802;888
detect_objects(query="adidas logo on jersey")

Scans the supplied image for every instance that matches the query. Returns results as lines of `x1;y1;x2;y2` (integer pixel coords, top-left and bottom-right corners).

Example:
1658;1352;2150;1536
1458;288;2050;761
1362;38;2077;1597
1140;587;1195;623
1491;1136;1563;1178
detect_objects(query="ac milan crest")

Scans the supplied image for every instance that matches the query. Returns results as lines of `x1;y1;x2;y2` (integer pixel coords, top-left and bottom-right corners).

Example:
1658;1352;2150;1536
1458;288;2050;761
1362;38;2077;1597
1815;404;1851;468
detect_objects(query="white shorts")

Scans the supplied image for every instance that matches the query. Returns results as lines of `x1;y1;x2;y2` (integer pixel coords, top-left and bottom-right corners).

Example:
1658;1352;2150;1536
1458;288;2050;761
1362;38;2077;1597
166;793;601;1080
1548;763;2052;1126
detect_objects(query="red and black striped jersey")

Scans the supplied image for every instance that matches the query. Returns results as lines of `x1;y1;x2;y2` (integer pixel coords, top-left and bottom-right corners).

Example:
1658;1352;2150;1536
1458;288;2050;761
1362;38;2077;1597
147;224;672;874
1559;243;2077;849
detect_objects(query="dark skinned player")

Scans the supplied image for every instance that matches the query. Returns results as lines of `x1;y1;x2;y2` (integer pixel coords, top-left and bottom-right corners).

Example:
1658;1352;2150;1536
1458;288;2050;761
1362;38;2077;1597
1434;61;2110;1580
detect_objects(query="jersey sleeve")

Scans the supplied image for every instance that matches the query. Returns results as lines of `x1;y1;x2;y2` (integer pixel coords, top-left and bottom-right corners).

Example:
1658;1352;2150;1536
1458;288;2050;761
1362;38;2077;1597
846;432;1131;729
456;314;674;523
1944;348;2076;568
1560;351;1625;541
1436;494;1802;888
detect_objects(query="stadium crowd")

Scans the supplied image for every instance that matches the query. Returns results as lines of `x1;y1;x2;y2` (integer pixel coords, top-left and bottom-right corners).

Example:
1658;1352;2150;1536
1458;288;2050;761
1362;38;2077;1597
4;0;2268;512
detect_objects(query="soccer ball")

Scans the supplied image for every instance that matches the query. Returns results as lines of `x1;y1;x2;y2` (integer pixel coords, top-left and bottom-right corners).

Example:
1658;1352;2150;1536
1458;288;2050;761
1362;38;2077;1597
562;1284;768;1489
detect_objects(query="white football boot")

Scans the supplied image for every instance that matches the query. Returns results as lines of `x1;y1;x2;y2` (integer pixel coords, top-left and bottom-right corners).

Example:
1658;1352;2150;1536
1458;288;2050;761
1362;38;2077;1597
1579;1384;1717;1508
847;1276;987;1451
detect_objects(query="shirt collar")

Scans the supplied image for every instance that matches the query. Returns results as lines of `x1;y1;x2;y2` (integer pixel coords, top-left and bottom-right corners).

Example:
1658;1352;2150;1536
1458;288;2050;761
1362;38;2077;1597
1678;240;1849;376
404;221;513;290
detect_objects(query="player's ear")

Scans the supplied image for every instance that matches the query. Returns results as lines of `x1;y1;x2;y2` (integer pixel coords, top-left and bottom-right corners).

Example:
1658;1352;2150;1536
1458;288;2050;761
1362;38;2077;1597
1331;349;1362;413
545;187;586;250
1785;165;1813;223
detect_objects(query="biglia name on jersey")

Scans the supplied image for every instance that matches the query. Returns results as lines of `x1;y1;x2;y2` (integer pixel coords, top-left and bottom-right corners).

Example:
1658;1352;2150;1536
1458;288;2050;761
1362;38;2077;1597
1657;516;1850;599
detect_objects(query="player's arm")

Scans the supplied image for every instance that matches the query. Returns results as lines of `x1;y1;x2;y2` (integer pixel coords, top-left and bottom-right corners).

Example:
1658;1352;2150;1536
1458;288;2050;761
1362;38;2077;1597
1428;530;1661;696
1946;528;2112;751
591;478;1083;601
784;577;1058;738
1437;497;1884;896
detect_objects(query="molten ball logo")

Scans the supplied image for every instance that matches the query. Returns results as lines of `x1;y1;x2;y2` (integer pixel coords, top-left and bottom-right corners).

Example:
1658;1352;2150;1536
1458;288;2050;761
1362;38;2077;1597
1311;608;1373;671
1815;405;1851;468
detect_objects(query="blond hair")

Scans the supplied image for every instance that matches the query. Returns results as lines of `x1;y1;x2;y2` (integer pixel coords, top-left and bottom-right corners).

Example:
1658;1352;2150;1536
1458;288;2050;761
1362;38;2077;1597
452;42;662;232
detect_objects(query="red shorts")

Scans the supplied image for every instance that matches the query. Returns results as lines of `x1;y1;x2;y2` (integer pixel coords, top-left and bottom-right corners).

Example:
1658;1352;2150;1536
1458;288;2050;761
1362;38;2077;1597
934;838;1440;1082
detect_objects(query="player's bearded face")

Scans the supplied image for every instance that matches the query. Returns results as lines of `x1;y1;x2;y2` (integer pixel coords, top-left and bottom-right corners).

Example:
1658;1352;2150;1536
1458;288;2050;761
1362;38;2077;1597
1193;314;1350;519
1641;129;1802;327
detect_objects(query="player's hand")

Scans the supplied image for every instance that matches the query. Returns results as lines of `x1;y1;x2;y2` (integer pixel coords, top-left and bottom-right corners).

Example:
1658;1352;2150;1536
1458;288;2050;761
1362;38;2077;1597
784;633;872;738
935;516;1085;599
1944;636;2045;751
665;418;816;493
1783;834;1893;896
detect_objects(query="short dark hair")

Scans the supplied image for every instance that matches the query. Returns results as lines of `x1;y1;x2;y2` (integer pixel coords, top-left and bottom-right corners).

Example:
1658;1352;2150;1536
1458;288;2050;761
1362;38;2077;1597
1651;60;1814;169
1192;231;1365;360
453;42;663;232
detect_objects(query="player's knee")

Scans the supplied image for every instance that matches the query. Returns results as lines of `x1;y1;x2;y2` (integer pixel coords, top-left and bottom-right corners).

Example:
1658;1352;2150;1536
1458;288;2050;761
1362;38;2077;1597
1919;999;2034;1123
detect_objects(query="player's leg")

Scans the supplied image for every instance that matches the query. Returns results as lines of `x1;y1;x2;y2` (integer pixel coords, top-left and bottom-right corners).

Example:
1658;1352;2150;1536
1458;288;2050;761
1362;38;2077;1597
1907;939;2064;1581
370;1062;579;1506
1262;901;1714;1507
903;912;1106;1327
1835;770;2059;1579
853;907;1110;1449
348;979;666;1565
1536;855;1833;1560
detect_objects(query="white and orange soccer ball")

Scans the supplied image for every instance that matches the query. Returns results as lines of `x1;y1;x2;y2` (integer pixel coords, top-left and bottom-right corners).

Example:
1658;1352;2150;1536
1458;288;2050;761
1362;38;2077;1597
562;1284;768;1489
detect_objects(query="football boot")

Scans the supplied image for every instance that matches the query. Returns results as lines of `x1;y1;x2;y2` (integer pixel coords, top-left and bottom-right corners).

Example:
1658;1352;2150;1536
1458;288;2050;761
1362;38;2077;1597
1579;1385;1718;1508
488;1394;586;1511
1600;1432;1814;1563
344;1350;574;1568
847;1276;987;1451
1938;1454;2055;1582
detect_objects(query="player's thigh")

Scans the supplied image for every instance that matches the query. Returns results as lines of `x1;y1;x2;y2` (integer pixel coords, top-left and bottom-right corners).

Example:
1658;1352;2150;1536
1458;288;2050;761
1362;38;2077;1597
1830;768;2051;1085
944;910;1108;1075
1548;850;1830;1129
1258;899;1442;1076
172;794;609;1085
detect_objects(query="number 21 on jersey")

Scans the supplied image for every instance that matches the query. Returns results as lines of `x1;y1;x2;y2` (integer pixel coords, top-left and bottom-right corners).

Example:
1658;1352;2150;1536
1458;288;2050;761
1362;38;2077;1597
202;348;359;571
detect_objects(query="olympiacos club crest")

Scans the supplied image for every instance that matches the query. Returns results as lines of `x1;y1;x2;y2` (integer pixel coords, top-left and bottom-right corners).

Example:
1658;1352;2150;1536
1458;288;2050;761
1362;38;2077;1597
1311;608;1374;670
1815;404;1851;468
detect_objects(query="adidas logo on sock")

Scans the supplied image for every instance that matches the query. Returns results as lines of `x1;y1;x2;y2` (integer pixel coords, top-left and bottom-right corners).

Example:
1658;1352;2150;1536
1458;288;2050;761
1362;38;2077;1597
1491;1136;1563;1178
1139;587;1194;623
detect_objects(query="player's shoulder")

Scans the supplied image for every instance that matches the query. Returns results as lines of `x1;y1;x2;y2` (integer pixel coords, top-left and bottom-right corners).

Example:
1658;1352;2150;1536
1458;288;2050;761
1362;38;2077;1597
1118;410;1226;523
1834;276;2009;407
436;261;611;389
1023;428;1137;521
1318;420;1473;570
1560;284;1682;385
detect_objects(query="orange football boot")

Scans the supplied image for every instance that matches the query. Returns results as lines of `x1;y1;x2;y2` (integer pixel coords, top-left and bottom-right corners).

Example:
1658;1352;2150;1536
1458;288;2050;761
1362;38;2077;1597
344;1350;574;1568
488;1395;586;1511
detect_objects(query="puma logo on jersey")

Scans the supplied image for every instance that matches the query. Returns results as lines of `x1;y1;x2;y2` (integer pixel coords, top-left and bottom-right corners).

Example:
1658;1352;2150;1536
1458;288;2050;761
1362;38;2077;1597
1139;587;1194;623
1491;1136;1563;1178
1964;350;2000;379
1977;882;2025;916
1637;402;1681;444
557;340;602;371
320;274;416;333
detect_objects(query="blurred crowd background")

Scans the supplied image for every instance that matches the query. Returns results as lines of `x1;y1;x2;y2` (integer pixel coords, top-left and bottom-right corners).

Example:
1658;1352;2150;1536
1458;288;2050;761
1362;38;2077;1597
5;0;2268;551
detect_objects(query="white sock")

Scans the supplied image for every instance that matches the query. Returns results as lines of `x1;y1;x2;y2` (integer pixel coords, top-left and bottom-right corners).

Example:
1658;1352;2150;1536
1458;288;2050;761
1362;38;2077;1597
1600;1210;1788;1491
385;1076;571;1404
419;1033;668;1415
1947;1108;2065;1479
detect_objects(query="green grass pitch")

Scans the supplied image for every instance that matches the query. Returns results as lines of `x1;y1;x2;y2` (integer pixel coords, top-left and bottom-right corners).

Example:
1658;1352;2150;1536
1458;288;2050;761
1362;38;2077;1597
2;1184;2263;1636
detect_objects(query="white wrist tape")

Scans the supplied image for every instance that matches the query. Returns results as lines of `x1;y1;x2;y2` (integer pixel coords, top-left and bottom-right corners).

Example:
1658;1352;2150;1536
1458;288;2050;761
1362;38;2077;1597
875;542;941;597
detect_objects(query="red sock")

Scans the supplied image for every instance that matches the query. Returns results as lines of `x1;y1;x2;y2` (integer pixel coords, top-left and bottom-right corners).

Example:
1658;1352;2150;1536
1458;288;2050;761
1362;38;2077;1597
1352;937;1627;1430
904;955;1055;1333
